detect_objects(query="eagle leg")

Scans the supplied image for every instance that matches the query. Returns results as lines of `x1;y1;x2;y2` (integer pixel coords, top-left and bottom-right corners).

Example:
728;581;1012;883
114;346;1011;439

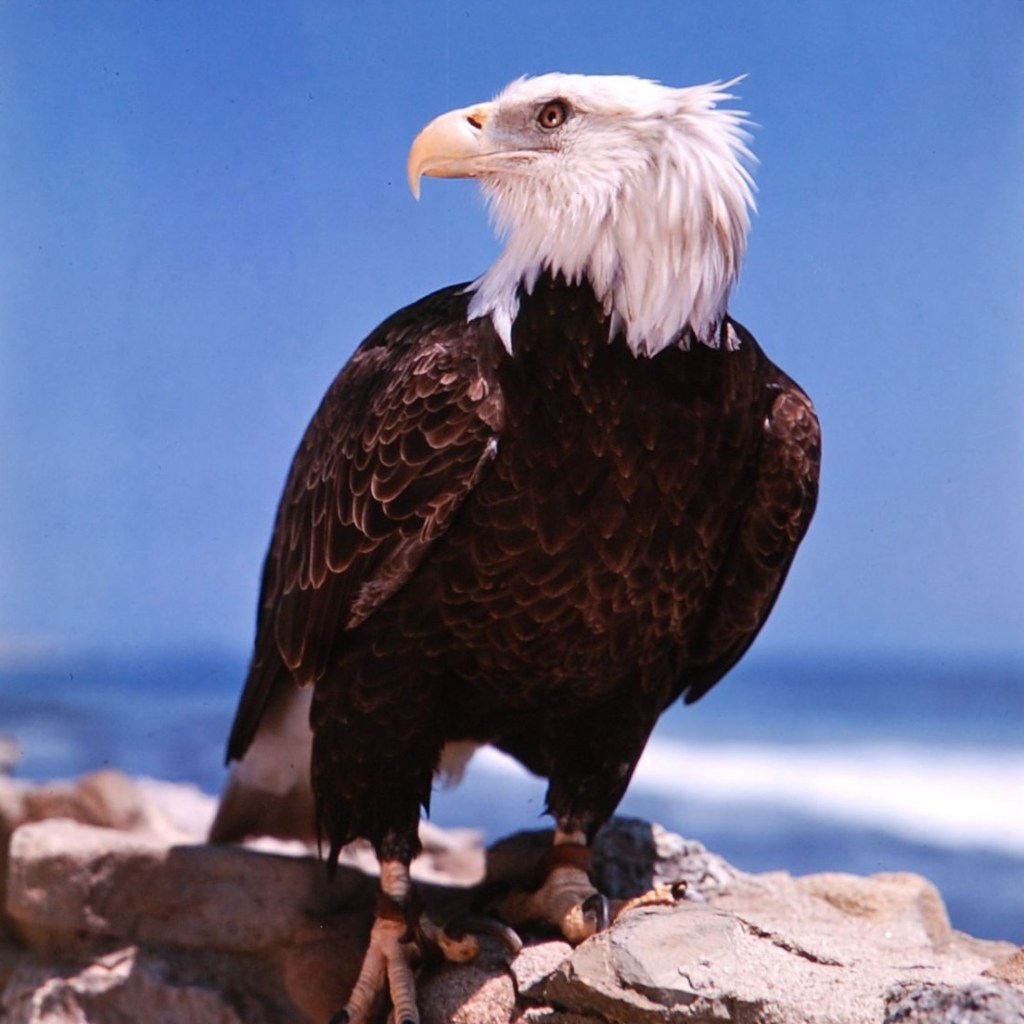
496;827;611;943
331;860;429;1024
333;860;521;1024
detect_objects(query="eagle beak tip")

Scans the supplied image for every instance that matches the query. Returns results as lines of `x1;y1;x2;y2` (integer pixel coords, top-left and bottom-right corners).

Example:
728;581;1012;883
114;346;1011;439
407;163;423;200
406;102;493;199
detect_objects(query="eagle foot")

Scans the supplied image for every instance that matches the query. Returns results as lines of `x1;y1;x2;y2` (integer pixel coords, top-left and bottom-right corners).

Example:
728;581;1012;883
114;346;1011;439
334;898;522;1024
331;911;419;1024
497;859;610;944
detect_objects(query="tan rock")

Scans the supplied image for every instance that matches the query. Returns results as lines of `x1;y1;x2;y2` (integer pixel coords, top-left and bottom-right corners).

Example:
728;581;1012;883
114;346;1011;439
22;770;150;832
796;870;953;947
510;939;573;1000
1;946;256;1024
884;979;1024;1022
420;962;518;1024
0;777;28;945
592;818;735;901
514;1010;604;1023
0;769;220;949
986;948;1024;989
278;931;369;1024
5;817;370;955
1;778;1020;1024
709;867;962;969
544;870;1018;1024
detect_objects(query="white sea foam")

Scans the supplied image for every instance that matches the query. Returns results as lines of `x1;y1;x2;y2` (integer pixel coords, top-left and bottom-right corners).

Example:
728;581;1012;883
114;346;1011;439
470;738;1024;859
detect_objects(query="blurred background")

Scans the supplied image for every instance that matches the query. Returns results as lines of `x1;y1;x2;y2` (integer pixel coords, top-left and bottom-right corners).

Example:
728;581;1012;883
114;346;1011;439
1;2;1022;941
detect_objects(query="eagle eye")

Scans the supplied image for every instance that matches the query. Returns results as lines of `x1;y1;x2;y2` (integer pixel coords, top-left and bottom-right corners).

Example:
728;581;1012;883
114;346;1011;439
537;100;569;130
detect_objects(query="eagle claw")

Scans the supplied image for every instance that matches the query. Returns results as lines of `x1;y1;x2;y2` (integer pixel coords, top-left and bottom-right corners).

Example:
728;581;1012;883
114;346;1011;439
444;914;523;956
581;892;612;932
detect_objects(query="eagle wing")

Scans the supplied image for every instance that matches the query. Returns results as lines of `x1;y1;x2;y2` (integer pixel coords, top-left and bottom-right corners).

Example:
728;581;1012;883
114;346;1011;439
225;286;505;763
681;331;822;704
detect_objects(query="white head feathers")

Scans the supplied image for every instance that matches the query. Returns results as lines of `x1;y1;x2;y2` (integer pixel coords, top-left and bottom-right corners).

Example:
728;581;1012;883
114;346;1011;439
410;73;757;357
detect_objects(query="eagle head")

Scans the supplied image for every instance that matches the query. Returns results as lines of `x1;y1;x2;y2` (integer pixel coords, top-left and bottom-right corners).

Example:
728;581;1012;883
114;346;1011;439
408;73;756;356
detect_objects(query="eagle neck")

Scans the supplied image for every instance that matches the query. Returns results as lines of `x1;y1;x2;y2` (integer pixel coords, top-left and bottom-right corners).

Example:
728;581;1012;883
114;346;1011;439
486;272;738;363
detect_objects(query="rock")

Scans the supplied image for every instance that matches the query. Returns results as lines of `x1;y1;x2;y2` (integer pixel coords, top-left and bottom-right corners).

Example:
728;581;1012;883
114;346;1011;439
0;773;493;1023
885;979;1024;1023
1;769;210;843
591;818;734;902
485;817;733;904
2;945;281;1024
1;773;1021;1024
514;1011;603;1023
510;940;573;1001
5;817;369;953
543;871;1018;1024
0;768;216;947
1;942;311;1024
0;783;27;947
420;963;517;1024
987;949;1024;989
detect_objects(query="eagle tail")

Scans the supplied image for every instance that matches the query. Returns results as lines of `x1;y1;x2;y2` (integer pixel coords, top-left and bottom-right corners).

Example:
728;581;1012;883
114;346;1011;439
208;763;316;845
208;681;317;844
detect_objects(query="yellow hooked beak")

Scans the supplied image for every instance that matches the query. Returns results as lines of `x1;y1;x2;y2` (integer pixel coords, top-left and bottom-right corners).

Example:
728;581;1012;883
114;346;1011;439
406;102;497;199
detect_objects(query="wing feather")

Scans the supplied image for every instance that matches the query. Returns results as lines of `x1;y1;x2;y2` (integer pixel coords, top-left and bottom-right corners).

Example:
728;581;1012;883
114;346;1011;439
225;286;505;762
681;325;822;704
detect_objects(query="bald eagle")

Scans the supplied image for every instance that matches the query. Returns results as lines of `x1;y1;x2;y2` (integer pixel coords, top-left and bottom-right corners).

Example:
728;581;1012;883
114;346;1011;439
211;73;820;1024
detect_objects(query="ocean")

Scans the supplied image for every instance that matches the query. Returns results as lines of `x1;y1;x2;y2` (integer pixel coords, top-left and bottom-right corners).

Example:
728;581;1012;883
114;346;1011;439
1;648;1021;945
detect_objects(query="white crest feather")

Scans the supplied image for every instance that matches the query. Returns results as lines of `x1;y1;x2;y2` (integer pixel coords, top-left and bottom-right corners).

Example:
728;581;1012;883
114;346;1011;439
466;73;756;356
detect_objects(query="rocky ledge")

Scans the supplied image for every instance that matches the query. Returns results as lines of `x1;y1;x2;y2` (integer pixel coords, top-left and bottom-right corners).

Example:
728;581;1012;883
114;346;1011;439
1;769;1022;1023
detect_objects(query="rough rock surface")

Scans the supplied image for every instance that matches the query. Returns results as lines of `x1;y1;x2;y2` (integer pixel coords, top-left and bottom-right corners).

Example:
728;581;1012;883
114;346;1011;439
1;769;1021;1023
885;980;1024;1023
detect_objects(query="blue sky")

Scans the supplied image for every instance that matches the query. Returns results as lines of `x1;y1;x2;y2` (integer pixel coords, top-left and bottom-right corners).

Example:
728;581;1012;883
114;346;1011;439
1;1;1022;659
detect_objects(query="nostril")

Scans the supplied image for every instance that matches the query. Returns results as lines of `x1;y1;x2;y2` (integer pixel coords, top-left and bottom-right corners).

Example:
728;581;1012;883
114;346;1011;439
467;114;483;130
